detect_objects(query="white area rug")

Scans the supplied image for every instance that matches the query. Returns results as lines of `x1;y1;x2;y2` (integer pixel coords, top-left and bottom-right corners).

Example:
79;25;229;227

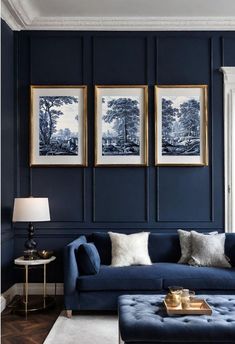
43;311;120;344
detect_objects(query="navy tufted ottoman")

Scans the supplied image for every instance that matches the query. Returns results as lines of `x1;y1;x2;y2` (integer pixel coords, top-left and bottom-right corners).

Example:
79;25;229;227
118;295;235;344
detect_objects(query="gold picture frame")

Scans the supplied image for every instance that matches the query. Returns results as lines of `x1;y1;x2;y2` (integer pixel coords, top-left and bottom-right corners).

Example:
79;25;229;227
30;85;87;167
95;85;148;167
155;85;208;166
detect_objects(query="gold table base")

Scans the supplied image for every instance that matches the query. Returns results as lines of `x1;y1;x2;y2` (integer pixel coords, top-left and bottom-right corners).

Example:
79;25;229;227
14;296;56;314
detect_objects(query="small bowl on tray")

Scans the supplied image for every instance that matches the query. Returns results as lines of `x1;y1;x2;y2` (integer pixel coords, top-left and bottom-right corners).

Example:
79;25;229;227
37;250;54;259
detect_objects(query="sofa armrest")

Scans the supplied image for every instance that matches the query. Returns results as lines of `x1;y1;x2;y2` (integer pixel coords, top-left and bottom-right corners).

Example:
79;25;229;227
64;236;87;297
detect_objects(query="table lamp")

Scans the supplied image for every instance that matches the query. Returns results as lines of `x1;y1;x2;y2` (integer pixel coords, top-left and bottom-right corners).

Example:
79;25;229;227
12;197;50;250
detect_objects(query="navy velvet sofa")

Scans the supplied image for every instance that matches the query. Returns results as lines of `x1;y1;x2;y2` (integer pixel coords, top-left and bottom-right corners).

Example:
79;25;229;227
64;232;235;313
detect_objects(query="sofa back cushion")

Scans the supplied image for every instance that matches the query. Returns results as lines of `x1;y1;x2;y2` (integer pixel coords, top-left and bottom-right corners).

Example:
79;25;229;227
225;233;235;266
91;232;235;265
91;232;181;264
148;233;181;263
91;232;112;265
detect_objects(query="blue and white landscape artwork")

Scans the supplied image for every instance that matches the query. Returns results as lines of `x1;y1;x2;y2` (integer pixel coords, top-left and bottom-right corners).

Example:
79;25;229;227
162;95;200;156
39;96;79;156
102;96;140;156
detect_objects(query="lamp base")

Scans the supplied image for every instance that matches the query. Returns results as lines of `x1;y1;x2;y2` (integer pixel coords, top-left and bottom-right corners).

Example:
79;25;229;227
24;238;37;250
25;222;37;250
23;249;38;260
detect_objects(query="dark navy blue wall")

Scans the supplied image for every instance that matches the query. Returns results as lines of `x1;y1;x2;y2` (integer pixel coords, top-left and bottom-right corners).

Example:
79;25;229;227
12;30;235;283
1;20;15;292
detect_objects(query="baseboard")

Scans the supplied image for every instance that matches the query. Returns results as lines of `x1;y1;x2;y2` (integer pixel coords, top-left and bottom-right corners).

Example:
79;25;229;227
1;283;64;312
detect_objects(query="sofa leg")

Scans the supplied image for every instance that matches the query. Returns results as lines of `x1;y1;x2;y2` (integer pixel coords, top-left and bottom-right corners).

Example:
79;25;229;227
66;310;72;318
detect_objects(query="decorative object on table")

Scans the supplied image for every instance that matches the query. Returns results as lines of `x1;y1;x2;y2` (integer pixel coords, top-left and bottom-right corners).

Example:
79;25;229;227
189;231;231;268
164;287;212;315
95;85;148;166
181;289;195;309
37;250;54;259
30;85;87;166
108;232;151;267
165;286;183;307
164;297;212;316
12;197;50;250
155;85;208;166
177;229;218;264
14;255;56;315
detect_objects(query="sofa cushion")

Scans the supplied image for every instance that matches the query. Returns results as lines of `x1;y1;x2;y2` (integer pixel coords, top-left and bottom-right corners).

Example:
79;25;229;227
91;232;235;266
162;263;235;290
77;264;163;291
148;233;181;263
77;263;235;291
77;243;101;275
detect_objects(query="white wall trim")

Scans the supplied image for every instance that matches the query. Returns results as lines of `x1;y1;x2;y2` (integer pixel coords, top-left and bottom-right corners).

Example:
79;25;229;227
25;16;235;31
221;67;235;233
2;6;235;31
1;283;64;312
1;1;23;30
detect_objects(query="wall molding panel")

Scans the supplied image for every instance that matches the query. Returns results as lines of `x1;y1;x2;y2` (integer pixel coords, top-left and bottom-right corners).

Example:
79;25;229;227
6;29;235;285
15;31;235;231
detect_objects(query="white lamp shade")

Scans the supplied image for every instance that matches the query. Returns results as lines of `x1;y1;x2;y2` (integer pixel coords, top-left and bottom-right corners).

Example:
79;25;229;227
12;197;50;222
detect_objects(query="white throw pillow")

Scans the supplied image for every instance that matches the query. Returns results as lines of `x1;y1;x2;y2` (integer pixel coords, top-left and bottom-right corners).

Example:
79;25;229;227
108;232;152;267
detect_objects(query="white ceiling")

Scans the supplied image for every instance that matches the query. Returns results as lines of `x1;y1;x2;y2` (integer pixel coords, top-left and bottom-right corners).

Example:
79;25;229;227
2;0;235;30
27;0;235;18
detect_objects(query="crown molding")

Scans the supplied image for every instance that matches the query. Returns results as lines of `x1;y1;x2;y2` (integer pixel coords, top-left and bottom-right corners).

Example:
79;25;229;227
21;16;235;31
1;1;23;30
1;1;235;31
6;0;36;25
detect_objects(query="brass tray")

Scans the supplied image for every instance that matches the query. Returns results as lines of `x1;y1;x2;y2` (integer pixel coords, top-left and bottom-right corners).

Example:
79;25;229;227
163;298;212;316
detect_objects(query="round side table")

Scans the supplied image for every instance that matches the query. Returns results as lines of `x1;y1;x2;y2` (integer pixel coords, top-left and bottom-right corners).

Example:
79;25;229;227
14;256;56;316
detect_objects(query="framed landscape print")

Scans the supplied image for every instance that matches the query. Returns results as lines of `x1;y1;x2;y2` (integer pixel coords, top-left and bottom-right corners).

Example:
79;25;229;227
30;85;87;166
155;85;208;166
95;85;148;166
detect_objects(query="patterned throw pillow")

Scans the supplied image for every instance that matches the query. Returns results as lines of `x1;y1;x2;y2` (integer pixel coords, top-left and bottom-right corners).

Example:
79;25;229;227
178;229;218;264
189;231;231;268
108;232;152;267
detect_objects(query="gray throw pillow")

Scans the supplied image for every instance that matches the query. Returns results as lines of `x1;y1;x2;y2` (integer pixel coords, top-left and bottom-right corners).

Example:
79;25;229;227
178;229;193;264
178;229;218;264
189;231;231;268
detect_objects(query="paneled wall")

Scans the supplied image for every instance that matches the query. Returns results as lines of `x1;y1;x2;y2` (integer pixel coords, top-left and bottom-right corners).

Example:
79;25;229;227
13;31;235;282
1;20;15;292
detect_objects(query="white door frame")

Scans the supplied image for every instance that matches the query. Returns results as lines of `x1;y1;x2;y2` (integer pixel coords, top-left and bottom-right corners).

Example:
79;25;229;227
221;67;235;233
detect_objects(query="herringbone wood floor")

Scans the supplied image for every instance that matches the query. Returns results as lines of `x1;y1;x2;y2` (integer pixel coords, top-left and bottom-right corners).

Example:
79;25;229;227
1;296;63;344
